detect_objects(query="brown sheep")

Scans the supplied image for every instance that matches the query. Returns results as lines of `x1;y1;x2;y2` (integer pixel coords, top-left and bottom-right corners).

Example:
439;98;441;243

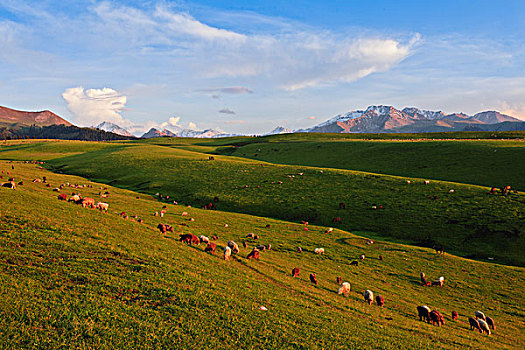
430;310;445;326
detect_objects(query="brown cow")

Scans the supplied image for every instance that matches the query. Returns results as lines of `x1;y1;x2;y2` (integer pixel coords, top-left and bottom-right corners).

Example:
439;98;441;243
81;197;95;208
452;311;458;321
309;273;318;285
469;317;482;333
247;248;260;260
58;193;67;201
336;276;342;285
486;316;495;330
417;306;431;323
376;295;384;307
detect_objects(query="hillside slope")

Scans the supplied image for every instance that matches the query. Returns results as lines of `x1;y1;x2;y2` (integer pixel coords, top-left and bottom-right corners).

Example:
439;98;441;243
1;140;523;267
0;105;72;127
0;161;524;349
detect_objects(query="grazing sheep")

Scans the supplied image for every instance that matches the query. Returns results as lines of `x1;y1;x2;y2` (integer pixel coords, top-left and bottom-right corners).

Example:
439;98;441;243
223;246;232;260
189;218;195;222
292;267;300;277
58;194;67;201
432;276;445;287
246;233;255;238
337;282;351;296
469;317;482;333
424;180;430;184
376;295;384;307
474;311;486;321
417;306;431;322
181;212;188;216
359;254;365;260
486;316;495;330
364;290;374;305
478;319;491;335
227;240;239;254
430;310;445;326
96;202;109;211
247;248;260;260
81;197;95;208
69;194;81;203
223;224;228;228
336;276;342;285
297;247;303;253
452;311;458;321
309;273;318;285
314;248;325;255
205;242;216;254
199;235;210;244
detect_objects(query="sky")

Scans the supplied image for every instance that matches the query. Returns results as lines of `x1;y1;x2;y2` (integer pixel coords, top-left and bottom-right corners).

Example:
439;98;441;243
0;0;524;135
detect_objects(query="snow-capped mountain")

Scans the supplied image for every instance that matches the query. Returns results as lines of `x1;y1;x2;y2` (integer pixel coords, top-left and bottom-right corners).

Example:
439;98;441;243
93;121;133;137
265;126;293;135
304;105;523;134
141;127;229;138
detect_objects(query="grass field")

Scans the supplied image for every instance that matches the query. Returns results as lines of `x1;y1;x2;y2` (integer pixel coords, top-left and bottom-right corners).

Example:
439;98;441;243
1;161;524;349
0;139;524;267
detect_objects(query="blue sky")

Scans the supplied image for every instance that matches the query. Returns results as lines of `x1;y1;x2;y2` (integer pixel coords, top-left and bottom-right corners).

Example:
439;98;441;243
0;0;524;135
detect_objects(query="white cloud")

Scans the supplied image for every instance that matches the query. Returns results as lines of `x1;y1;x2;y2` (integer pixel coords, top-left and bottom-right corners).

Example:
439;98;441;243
188;121;197;130
62;86;129;127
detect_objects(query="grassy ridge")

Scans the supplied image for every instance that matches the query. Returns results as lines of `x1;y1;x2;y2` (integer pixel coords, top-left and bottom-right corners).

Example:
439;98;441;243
1;162;524;349
0;140;523;266
212;136;525;190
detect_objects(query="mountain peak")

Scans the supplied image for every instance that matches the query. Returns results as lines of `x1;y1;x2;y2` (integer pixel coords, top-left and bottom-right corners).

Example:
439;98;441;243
93;121;133;137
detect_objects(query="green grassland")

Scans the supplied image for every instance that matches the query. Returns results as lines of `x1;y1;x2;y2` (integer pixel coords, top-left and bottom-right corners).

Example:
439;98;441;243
1;162;524;349
0;139;524;267
212;134;525;190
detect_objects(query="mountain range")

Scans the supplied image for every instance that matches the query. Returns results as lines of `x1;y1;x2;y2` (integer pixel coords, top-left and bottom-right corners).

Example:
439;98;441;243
299;105;524;133
141;127;230;138
93;121;134;137
0;106;72;127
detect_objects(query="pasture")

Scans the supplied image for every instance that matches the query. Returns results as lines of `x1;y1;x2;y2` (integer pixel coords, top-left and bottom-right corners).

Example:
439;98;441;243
0;161;524;349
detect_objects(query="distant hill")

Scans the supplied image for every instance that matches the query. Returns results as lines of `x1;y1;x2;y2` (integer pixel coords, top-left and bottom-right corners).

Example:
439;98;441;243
300;105;524;133
0;105;72;127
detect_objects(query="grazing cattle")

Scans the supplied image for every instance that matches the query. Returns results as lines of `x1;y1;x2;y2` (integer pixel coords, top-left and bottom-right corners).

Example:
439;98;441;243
32;179;42;183
430;310;445;326
452;311;458;321
338;282;351;296
265;224;271;228
489;187;497;195
212;235;218;240
181;212;188;216
199;235;210;244
227;240;239;254
469;317;482;333
297;247;302;253
336;277;342;285
247;248;260;260
58;193;67;201
137;219;144;224
223;246;232;260
364;290;374;305
379;255;383;260
474;311;486;321
81;197;95;208
189;218;195;222
254;235;259;240
325;228;333;234
417;306;431;322
180;234;199;245
209;156;215;160
246;233;254;238
292;267;300;277
432;276;445;287
1;181;16;189
376;295;384;307
424;180;430;184
314;248;325;255
68;194;81;203
360;254;365;260
52;188;60;192
420;272;427;285
350;261;359;266
301;221;308;225
332;217;342;224
433;244;445;254
223;224;228;228
158;224;168;234
256;245;266;251
309;273;318;285
213;196;219;202
96;202;109;211
486;316;495;330
339;202;346;209
478;319;491;335
18;181;23;186
205;242;216;254
242;242;248;248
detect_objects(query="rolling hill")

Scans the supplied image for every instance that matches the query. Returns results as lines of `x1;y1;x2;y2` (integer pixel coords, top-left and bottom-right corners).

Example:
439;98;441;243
0;105;72;127
0;159;524;349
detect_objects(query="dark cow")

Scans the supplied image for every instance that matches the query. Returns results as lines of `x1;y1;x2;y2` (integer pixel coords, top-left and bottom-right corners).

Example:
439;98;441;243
452;311;458;321
376;295;384;307
58;193;67;201
292;267;300;277
417;306;431;323
180;234;200;245
242;242;248;248
469;317;482;333
486;316;495;330
309;273;318;285
332;217;342;224
350;261;359;266
433;245;445;255
336;276;342;285
339;202;346;209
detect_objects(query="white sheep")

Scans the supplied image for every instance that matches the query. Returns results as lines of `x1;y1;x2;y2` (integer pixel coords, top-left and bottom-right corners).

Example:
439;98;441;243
475;311;486;321
223;246;232;260
337;282;351;296
477;319;491;335
199;235;209;244
314;248;325;254
364;290;374;305
181;211;188;216
228;240;239;254
96;202;109;211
